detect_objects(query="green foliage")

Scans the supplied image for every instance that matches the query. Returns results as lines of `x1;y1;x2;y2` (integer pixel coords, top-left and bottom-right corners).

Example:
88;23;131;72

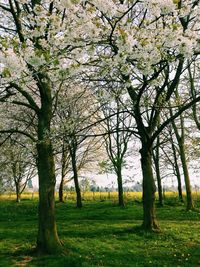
98;159;114;174
2;68;11;78
0;199;200;266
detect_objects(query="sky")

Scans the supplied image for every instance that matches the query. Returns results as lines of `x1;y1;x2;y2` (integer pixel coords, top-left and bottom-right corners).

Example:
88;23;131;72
30;152;200;191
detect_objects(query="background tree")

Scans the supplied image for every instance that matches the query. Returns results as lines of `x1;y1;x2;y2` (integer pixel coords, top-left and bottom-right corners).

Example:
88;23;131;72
152;133;164;207
170;109;194;210
99;89;132;207
2;135;36;202
162;125;184;202
55;84;104;207
56;141;71;203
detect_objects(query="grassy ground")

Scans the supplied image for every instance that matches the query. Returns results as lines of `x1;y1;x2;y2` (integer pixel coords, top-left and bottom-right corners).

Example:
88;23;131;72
0;197;200;267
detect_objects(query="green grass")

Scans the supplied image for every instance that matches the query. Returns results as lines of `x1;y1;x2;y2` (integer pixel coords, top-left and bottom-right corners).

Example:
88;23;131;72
0;199;200;267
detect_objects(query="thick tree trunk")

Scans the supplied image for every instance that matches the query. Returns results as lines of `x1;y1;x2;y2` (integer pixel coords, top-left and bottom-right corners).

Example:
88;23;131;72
36;80;62;254
36;140;62;254
179;142;194;210
140;146;159;231
116;168;124;207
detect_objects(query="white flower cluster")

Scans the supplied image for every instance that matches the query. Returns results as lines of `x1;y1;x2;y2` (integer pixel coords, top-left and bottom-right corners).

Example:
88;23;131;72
92;0;118;17
0;0;199;87
59;0;81;9
1;49;26;80
145;0;176;16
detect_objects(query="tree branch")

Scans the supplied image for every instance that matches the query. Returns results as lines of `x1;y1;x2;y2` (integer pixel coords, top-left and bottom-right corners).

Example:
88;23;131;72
0;129;36;142
8;82;40;113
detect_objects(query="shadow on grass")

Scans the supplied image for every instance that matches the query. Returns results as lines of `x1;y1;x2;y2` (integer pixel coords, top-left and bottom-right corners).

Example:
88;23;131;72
0;244;83;267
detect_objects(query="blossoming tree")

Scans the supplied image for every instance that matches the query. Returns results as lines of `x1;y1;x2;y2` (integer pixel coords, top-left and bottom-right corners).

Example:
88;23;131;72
0;0;89;253
81;0;200;230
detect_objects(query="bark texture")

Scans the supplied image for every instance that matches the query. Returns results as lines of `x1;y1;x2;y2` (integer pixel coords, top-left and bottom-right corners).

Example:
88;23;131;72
116;167;124;207
179;141;194;210
59;177;64;203
70;140;82;208
171;113;194;210
36;79;62;254
15;182;21;203
153;136;163;206
140;147;159;231
171;139;183;202
37;140;62;254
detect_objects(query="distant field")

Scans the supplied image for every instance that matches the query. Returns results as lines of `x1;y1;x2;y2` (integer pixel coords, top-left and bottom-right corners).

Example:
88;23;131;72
0;197;200;266
1;190;200;202
0;191;143;202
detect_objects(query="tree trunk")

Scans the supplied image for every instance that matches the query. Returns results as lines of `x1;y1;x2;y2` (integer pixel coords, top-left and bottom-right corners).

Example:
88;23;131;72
73;173;82;208
59;177;64;203
36;140;62;254
36;80;62;254
153;136;163;206
116;167;124;207
12;161;21;203
15;181;21;203
171;140;183;202
140;146;159;231
154;159;163;206
70;145;82;208
171;113;193;210
177;169;184;202
179;141;194;210
59;142;68;203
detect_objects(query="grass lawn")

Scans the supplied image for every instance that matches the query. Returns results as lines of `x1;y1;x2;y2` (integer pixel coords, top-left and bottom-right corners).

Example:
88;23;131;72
0;197;200;267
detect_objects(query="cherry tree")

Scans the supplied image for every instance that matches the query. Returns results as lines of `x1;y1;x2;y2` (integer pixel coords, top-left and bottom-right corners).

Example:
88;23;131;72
0;0;90;253
81;0;200;230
